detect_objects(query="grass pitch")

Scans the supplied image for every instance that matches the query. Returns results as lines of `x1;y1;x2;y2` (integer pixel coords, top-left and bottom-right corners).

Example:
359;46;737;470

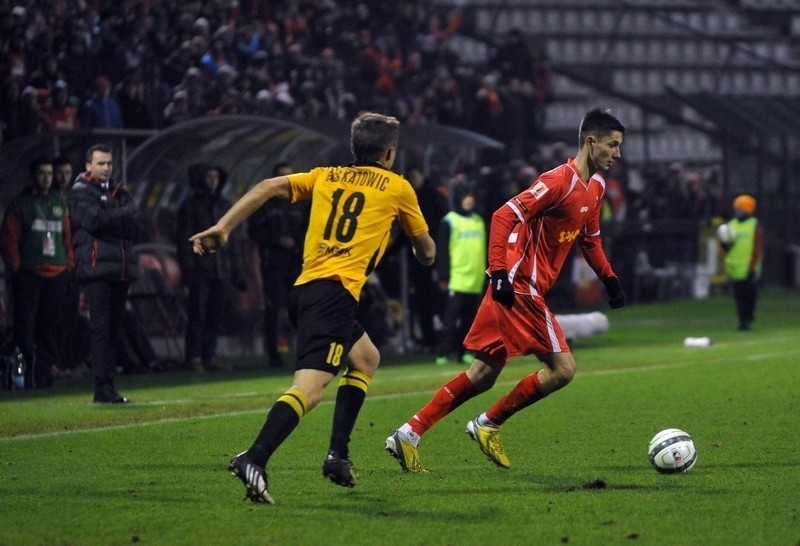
1;288;799;545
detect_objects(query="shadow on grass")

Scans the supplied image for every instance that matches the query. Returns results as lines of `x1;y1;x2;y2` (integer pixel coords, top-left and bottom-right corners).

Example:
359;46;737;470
0;365;292;405
0;348;450;404
598;461;800;471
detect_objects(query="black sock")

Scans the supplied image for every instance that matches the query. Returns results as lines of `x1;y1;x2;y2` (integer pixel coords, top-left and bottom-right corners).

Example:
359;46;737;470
329;370;370;459
248;389;308;465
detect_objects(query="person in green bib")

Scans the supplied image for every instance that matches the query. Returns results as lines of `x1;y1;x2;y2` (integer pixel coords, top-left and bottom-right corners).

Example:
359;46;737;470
719;194;763;331
435;181;487;365
0;157;75;388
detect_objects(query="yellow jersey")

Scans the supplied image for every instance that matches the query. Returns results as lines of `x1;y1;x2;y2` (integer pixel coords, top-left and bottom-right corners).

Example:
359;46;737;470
288;164;429;301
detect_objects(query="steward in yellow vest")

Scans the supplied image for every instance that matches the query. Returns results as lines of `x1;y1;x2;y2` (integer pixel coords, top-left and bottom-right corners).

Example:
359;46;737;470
719;194;763;331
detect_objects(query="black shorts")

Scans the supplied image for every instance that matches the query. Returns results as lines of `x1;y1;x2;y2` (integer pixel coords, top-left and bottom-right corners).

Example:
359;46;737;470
288;280;365;375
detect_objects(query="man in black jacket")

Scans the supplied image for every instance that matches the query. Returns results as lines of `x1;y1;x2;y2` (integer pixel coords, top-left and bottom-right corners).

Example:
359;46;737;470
406;166;449;352
69;144;146;403
246;162;307;368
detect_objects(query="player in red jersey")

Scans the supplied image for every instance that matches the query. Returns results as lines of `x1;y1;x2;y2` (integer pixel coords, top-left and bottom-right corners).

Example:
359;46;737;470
386;107;627;471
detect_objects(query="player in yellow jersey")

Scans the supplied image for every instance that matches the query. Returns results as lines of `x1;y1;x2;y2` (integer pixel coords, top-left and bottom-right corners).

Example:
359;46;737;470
190;112;436;504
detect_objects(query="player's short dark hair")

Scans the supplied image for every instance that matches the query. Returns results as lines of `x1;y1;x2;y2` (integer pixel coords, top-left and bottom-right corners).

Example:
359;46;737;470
578;108;625;147
350;112;399;163
29;156;52;176
86;143;112;163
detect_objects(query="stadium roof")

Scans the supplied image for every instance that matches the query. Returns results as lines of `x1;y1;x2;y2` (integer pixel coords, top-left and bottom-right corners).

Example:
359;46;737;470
125;115;504;214
674;93;800;137
0;116;503;220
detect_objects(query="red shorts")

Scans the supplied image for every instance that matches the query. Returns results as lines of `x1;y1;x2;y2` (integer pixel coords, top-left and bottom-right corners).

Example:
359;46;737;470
463;287;570;363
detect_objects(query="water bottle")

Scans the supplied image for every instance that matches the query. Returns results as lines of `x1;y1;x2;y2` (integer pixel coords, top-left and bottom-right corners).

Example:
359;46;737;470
683;337;712;347
11;347;25;390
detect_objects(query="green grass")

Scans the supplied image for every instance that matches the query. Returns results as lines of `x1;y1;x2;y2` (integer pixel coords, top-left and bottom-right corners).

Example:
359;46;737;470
1;288;799;545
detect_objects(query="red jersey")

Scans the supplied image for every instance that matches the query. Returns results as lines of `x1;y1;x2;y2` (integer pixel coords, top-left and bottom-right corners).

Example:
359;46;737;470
488;158;616;297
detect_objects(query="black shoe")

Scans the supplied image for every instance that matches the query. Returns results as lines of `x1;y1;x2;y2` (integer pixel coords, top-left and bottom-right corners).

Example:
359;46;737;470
228;451;274;504
322;450;356;488
93;385;129;404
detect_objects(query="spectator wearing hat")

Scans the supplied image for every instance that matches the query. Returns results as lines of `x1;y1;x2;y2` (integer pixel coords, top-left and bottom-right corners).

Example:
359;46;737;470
116;71;152;129
172;67;207;118
253;89;275;116
719;194;763;331
163;90;192;126
18;85;52;137
80;76;123;129
45;80;79;132
205;64;238;114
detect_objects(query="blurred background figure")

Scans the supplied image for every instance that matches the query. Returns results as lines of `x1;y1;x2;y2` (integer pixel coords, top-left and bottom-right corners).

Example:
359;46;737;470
0;157;73;388
52;156;74;193
52;155;85;376
80;76;123;129
176;164;246;372
247;162;307;368
718;194;763;331
45;80;79;132
435;181;486;365
406;165;449;353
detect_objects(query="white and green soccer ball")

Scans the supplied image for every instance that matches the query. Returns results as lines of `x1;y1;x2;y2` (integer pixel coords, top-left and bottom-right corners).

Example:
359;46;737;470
648;428;697;474
716;223;736;245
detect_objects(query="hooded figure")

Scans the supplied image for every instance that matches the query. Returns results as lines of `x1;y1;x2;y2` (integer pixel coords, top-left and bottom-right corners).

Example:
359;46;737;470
176;163;246;371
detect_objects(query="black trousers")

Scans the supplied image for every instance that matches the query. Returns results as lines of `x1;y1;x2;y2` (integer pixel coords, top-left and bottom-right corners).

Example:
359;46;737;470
408;257;440;349
184;277;224;363
83;279;130;386
58;271;82;370
262;266;295;361
732;279;757;327
11;269;70;387
436;291;482;359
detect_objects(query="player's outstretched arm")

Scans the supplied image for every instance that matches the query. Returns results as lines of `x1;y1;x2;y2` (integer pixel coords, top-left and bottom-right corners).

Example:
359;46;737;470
189;176;291;255
189;225;228;255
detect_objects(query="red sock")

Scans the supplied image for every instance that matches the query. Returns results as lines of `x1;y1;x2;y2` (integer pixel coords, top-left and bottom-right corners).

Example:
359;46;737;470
410;372;476;436
485;372;545;426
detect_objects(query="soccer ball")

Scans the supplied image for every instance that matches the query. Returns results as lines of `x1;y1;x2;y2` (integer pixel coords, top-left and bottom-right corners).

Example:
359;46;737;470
648;428;697;474
716;223;736;245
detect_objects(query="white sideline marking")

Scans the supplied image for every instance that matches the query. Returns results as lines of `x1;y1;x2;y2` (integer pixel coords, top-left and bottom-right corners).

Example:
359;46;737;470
0;352;779;443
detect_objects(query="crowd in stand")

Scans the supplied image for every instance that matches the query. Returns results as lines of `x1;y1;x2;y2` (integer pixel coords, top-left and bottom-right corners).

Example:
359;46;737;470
0;1;735;391
1;0;730;223
0;0;552;161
